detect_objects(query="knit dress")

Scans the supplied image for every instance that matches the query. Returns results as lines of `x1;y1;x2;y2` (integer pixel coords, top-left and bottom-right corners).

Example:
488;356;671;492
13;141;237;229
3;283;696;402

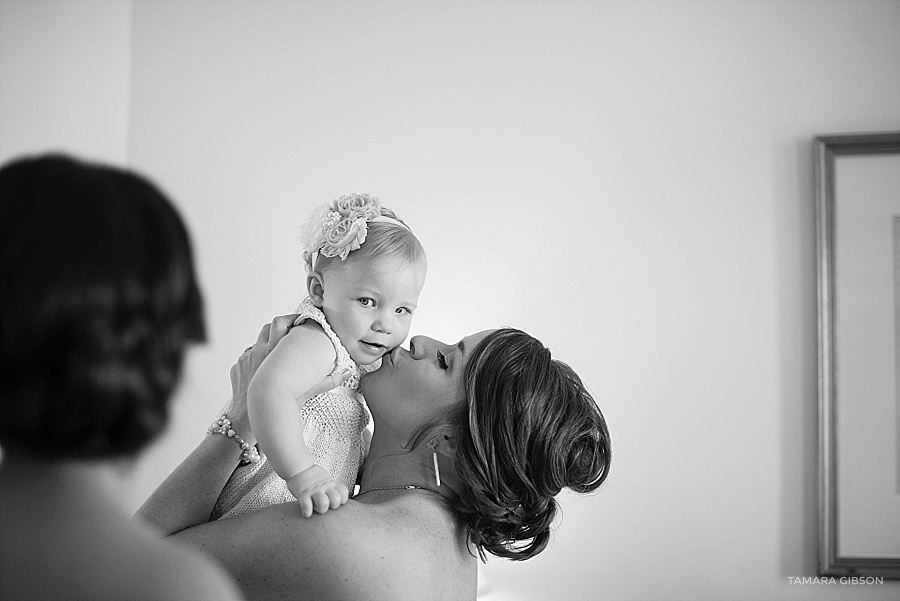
209;298;374;520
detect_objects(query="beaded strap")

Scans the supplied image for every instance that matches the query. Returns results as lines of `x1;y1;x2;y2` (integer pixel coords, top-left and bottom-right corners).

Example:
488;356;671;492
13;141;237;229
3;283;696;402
207;414;260;464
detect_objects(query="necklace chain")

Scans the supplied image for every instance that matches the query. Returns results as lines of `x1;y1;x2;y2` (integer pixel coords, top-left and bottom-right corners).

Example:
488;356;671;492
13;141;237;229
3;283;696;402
354;484;438;498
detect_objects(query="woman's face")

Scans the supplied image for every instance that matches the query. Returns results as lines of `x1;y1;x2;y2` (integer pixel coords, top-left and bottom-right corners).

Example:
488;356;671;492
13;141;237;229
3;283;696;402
361;329;494;436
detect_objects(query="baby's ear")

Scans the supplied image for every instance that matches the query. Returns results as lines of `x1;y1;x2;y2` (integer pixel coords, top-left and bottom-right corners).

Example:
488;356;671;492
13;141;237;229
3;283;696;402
307;271;325;306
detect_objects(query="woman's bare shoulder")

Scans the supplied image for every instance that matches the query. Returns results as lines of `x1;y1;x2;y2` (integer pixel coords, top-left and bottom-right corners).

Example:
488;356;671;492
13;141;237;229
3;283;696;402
1;517;243;601
181;495;477;601
126;536;245;601
350;495;477;599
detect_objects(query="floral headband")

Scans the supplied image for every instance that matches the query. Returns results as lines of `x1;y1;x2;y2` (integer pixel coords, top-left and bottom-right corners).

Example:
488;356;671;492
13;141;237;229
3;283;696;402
299;192;408;270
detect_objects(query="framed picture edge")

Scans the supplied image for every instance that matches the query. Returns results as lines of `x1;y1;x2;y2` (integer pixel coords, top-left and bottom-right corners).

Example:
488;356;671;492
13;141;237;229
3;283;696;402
815;131;900;579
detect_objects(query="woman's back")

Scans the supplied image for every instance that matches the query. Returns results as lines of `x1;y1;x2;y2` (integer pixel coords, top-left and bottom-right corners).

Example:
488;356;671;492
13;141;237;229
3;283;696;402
171;490;477;601
0;458;243;601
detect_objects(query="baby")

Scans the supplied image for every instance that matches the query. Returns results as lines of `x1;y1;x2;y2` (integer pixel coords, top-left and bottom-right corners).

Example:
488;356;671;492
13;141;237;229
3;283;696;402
210;193;426;519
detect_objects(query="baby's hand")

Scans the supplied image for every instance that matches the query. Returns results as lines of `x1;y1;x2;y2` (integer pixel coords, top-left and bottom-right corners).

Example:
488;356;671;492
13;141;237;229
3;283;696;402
286;464;349;517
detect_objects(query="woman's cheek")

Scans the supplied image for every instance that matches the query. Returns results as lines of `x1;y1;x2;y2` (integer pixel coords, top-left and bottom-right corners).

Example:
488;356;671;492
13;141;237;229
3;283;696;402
394;373;420;403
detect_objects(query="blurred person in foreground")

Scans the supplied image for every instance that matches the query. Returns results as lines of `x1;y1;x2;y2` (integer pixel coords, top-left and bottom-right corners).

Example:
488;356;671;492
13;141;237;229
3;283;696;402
0;153;244;601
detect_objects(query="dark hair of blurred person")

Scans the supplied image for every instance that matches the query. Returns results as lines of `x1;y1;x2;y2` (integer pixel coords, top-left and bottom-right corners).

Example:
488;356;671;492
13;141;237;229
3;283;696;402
0;153;243;601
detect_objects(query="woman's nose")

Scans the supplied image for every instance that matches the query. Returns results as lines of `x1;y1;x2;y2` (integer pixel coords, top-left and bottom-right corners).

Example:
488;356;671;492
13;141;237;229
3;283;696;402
408;336;424;358
408;335;445;359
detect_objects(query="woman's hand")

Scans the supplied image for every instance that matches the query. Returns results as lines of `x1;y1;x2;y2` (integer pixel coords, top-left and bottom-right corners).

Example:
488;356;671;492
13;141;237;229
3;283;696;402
134;316;297;534
228;315;298;435
228;315;351;442
137;315;351;534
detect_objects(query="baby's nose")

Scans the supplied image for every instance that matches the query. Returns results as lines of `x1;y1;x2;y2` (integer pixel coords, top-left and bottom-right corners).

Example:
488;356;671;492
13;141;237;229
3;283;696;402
372;313;391;334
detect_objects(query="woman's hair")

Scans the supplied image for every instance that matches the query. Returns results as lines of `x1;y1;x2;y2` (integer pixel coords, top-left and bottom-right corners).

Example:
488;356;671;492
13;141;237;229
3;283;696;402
311;206;426;274
448;328;611;561
0;154;205;459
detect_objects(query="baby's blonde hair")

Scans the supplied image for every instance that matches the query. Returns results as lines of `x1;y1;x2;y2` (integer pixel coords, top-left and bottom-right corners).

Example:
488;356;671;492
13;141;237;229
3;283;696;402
310;208;426;274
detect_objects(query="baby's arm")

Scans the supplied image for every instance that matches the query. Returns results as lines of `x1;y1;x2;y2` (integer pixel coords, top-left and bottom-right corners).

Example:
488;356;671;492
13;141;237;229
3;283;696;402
247;321;346;516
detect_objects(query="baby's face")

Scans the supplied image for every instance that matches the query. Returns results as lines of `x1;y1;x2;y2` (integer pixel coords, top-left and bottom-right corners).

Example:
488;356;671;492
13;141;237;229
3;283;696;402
316;255;426;365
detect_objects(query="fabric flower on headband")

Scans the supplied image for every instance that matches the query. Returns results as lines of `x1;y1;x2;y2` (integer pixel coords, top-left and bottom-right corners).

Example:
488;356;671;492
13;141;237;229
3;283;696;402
299;193;384;266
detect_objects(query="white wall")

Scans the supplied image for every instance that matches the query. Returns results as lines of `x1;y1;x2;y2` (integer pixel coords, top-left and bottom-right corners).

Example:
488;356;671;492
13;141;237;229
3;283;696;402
0;0;130;165
2;1;899;600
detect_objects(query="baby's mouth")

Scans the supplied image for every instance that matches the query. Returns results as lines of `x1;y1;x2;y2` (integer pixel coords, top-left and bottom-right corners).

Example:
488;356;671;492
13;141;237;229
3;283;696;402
361;341;385;353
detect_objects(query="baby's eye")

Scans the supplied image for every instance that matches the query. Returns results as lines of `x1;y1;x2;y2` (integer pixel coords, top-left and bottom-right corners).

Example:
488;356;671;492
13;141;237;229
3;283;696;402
358;298;374;307
436;350;448;370
395;307;411;315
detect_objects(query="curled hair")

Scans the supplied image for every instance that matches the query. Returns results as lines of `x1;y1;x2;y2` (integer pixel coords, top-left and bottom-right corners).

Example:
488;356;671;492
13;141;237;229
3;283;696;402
0;154;205;459
311;206;426;274
451;328;611;561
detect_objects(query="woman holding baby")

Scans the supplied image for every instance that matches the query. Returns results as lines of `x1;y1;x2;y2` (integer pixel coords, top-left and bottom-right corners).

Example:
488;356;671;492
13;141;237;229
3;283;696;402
1;154;611;601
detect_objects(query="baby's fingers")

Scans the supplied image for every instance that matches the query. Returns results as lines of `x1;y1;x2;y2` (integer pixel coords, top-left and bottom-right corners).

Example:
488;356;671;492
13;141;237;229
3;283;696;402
298;494;315;518
327;483;349;509
311;490;333;515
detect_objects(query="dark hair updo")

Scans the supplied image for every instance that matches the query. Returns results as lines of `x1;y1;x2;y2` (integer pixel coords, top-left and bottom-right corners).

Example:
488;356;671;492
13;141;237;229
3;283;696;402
451;328;611;561
0;154;205;459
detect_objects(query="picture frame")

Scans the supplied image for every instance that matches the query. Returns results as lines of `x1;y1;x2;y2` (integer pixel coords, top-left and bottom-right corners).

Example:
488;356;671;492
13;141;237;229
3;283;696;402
816;131;900;579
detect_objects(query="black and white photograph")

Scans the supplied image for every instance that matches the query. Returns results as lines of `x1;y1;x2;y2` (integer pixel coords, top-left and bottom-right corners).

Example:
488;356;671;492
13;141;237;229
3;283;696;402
1;1;899;600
